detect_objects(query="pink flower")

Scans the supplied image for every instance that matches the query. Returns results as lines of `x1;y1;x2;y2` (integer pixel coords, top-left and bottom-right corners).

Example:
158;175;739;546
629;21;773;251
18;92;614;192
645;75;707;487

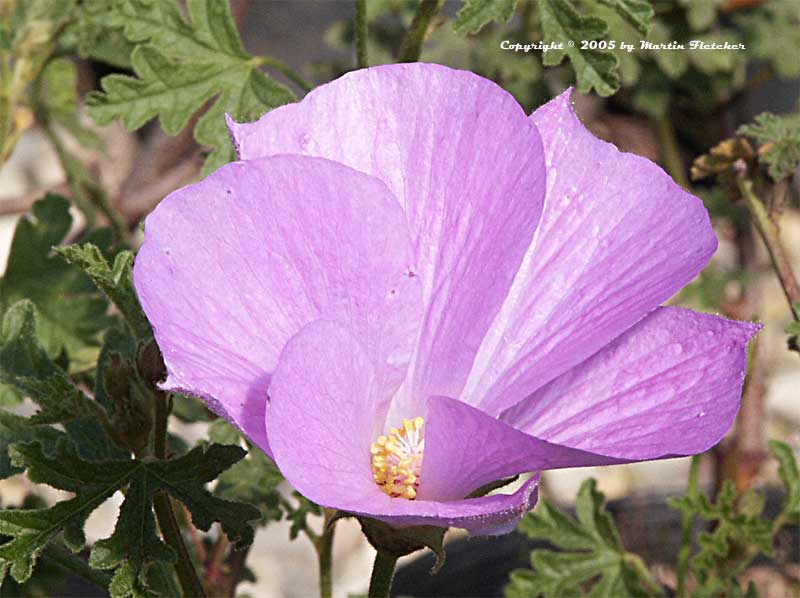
134;64;758;534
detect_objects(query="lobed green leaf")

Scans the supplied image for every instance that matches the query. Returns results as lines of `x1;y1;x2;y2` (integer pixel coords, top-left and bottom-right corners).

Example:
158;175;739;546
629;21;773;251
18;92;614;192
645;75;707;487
594;0;653;36
738;111;800;182
84;0;295;175
454;0;518;35
0;300;102;426
0;195;111;373
0;439;259;594
57;243;151;339
538;0;620;96
507;479;658;597
770;440;800;525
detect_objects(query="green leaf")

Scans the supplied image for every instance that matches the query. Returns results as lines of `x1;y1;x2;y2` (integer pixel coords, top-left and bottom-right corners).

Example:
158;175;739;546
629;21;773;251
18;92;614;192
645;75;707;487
84;0;295;175
738;111;800;182
0;439;260;593
454;0;518;35
538;0;620;97
39;58;104;149
286;492;322;541
668;479;773;594
506;479;659;597
211;423;284;525
0;440;129;582
0;195;110;372
70;0;135;69
0;411;64;480
57;244;151;339
0;300;101;425
594;0;653;35
770;440;800;525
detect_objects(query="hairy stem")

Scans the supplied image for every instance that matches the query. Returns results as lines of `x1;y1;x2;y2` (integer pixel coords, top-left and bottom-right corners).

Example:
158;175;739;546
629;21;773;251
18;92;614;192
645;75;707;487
368;551;398;598
397;0;444;63
654;115;690;190
677;454;701;596
355;0;368;68
151;390;207;597
316;509;336;598
153;493;207;597
738;178;800;319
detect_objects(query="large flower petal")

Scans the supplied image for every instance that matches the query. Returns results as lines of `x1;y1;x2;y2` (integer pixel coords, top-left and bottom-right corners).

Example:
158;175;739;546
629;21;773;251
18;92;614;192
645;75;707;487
227;63;547;418
502;307;760;462
419;396;625;502
133;155;422;455
266;320;539;535
463;90;718;415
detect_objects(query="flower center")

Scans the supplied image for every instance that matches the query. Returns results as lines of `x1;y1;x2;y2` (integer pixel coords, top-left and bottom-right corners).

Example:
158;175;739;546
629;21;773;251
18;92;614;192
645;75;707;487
370;417;425;500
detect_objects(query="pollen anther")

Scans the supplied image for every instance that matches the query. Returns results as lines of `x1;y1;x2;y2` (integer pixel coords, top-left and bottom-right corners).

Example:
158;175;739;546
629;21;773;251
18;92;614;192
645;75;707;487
370;417;424;500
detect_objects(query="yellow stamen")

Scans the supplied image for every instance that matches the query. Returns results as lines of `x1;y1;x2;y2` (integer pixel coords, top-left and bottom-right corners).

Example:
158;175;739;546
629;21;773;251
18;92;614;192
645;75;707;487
370;417;425;500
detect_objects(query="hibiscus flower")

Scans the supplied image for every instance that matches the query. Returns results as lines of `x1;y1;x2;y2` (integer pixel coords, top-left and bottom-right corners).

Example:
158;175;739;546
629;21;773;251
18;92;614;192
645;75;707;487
133;63;758;535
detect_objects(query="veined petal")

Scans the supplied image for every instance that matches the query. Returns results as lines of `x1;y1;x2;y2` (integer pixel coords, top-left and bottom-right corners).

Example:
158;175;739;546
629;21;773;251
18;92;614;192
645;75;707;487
502;307;760;462
266;321;540;535
228;63;547;419
133;155;422;456
419;396;625;502
464;89;718;415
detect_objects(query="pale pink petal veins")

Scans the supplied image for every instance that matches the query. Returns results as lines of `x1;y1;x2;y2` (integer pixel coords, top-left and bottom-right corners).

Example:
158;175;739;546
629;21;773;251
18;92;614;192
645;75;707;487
502;307;760;461
227;63;547;420
266;320;539;535
463;90;718;416
133;155;422;456
419;396;626;502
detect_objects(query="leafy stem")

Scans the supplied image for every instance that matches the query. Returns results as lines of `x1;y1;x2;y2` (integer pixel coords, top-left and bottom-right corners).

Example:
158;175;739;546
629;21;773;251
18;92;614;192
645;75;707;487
368;550;398;598
737;178;800;321
397;0;444;63
677;454;701;597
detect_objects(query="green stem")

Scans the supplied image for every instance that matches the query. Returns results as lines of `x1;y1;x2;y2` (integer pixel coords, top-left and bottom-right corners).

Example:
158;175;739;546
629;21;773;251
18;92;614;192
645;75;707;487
738;178;800;319
677;454;701;597
151;390;206;597
255;56;312;93
153;493;207;598
315;510;336;598
368;551;398;598
43;544;112;590
397;0;444;63
354;0;368;68
654;115;690;190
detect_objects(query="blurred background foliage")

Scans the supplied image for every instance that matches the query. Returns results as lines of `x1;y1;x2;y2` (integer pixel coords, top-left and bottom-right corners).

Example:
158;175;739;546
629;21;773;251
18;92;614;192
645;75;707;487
0;1;798;597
